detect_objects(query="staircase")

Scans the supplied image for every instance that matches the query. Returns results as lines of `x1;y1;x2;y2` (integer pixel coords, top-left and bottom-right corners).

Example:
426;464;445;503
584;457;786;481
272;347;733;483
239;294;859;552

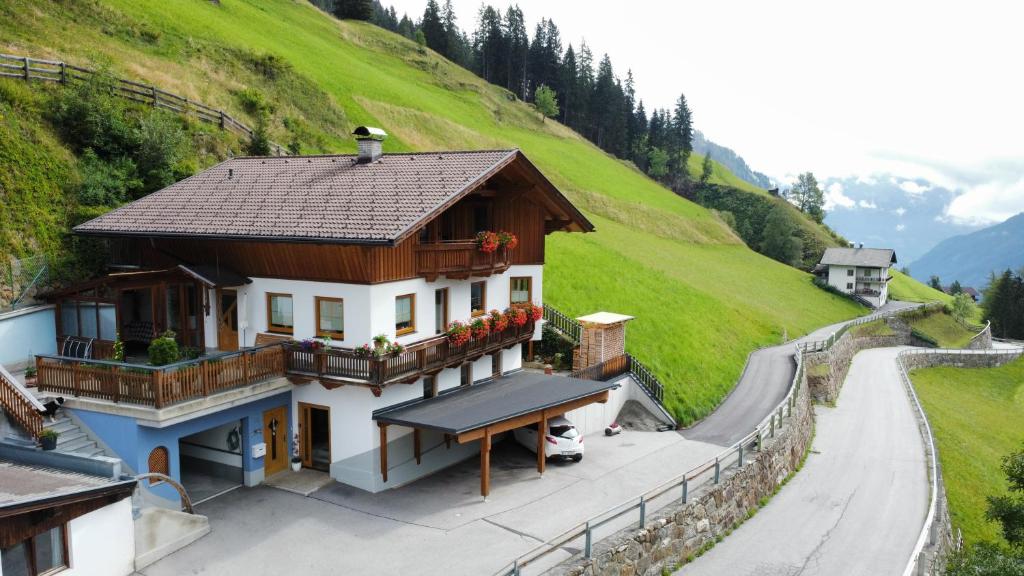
43;415;108;458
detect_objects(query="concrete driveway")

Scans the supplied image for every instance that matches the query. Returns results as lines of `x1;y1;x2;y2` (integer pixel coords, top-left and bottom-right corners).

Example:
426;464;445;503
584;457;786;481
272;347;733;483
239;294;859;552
679;347;929;576
139;429;724;576
684;300;917;446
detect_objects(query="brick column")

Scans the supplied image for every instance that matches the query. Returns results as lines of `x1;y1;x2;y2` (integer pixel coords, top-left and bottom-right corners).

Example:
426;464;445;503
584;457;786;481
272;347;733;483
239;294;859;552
572;312;634;370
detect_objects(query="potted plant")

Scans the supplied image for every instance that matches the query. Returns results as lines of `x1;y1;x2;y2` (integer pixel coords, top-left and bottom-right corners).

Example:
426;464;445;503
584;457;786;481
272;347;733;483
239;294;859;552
446;321;471;346
354;343;373;357
23;366;37;388
384;341;405;356
475;231;499;254
497;230;518;250
470;316;491;340
489;309;508;333
508;307;528;328
291;432;302;472
372;334;390;355
39;428;58;451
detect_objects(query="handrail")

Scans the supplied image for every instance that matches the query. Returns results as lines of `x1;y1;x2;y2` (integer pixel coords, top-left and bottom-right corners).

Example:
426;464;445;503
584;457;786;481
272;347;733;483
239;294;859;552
897;346;1023;576
0;364;44;438
134;473;195;514
0;53;288;155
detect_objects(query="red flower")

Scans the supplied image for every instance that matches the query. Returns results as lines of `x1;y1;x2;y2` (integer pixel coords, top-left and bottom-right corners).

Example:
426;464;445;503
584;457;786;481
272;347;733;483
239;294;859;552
447;321;471;346
475;231;500;254
497;231;518;250
509;308;528;327
471;316;491;339
490;309;509;332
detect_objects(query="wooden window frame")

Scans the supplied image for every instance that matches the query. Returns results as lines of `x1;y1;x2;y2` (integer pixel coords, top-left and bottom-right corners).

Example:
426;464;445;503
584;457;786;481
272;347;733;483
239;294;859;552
470;281;487;317
509;276;532;306
266;293;294;335
315;296;345;339
5;524;70;576
395;293;416;336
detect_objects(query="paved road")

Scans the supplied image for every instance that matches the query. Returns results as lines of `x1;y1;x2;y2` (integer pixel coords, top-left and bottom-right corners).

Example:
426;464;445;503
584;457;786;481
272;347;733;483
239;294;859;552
684;300;917;446
679;347;929;576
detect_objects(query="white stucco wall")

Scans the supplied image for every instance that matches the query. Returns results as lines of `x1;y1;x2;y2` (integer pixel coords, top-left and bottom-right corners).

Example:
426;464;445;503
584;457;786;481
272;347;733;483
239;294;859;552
66;497;135;576
0;305;57;369
826;265;856;294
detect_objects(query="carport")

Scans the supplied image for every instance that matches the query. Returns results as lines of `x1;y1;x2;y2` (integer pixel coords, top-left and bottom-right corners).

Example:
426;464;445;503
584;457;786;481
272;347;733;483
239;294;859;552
373;372;616;497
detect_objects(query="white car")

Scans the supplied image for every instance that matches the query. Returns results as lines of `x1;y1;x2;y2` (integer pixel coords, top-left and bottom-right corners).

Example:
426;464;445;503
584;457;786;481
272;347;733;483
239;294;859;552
513;416;584;462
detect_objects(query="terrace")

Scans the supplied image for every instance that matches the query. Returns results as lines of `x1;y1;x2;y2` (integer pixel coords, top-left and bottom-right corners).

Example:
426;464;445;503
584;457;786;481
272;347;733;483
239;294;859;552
35;320;536;409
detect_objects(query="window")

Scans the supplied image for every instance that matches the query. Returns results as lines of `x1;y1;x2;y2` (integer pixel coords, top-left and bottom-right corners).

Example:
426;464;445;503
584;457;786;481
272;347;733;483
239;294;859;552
470;281;486;317
148;446;169;485
316;297;345;339
460;363;473;386
422;376;437;399
846;283;854;290
847;269;854;276
510;277;532;305
1;525;67;576
267;293;293;334
434;288;449;334
492;352;502;378
395;294;416;336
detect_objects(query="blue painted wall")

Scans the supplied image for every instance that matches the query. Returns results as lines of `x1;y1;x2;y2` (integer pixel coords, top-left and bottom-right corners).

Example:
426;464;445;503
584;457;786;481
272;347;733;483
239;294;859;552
0;305;56;368
70;391;291;501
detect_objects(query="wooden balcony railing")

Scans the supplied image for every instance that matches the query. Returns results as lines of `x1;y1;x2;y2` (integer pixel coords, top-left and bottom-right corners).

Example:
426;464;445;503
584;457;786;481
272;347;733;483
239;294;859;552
35;321;536;408
284;320;536;387
36;343;285;409
414;241;512;281
0;366;43;438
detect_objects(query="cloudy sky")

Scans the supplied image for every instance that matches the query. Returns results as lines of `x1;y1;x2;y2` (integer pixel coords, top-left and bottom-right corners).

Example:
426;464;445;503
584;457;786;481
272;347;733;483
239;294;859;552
386;0;1023;225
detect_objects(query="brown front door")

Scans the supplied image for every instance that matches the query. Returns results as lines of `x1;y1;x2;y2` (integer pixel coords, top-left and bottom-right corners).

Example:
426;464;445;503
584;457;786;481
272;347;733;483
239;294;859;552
262;407;288;476
299;403;331;471
217;289;238;351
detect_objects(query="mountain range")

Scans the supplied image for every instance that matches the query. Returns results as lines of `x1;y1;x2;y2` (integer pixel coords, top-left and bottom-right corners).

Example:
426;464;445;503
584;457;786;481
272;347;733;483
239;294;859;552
909;212;1024;290
693;130;772;189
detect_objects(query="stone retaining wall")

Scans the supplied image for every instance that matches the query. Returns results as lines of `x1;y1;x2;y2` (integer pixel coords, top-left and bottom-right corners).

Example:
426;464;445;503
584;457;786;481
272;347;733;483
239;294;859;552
552;364;814;576
901;349;1020;371
966;322;992;350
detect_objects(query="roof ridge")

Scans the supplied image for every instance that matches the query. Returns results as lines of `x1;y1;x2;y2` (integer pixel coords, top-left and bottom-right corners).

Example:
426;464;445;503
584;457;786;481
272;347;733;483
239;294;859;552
232;148;519;160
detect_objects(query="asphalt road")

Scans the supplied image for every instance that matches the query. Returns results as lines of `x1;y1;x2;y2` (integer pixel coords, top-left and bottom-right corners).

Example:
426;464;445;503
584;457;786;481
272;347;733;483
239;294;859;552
683;300;917;446
679;347;929;576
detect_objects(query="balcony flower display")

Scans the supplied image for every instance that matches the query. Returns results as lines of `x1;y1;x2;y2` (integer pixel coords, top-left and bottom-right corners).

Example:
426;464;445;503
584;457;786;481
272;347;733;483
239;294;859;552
509;307;528;327
528;303;543;322
354;344;373;357
489;309;508;332
497;230;518;250
446;320;471;346
471;316;491;339
475;231;500;254
299;338;325;352
384;342;405;356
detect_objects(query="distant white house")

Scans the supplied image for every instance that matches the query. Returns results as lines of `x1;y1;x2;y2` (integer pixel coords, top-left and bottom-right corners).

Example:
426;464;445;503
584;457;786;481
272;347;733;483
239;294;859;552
818;247;897;308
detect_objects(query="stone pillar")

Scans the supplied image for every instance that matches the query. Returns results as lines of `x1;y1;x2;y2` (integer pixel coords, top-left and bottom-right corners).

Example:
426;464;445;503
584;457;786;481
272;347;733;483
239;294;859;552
572;312;635;370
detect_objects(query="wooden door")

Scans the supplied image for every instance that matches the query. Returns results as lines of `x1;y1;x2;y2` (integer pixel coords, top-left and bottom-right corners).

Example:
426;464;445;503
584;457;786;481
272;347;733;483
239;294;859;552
299;403;331;471
217;289;238;351
262;407;288;476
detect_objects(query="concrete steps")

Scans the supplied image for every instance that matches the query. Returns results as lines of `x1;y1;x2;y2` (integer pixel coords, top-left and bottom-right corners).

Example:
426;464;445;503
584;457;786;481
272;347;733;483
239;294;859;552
44;415;111;459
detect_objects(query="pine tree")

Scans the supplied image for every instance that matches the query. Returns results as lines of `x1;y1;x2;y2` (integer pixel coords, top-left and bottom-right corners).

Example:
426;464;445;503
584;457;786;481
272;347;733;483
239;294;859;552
503;6;528;98
334;0;373;21
558;44;577;125
928;275;943;291
949;280;963;295
397;14;415;39
700;154;713;186
421;0;446;55
668;94;693;185
473;6;504;83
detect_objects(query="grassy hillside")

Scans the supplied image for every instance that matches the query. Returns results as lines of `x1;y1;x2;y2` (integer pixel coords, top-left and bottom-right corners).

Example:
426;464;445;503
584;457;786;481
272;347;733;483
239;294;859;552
912;357;1024;546
908;312;977;348
890;270;954;304
0;0;877;423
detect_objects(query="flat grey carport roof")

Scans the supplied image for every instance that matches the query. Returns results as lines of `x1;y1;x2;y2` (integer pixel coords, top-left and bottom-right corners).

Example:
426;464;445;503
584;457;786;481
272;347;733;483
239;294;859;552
371;371;618;436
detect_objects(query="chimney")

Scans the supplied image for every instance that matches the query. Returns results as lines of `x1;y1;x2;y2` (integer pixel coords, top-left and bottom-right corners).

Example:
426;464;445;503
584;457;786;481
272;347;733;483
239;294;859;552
352;126;387;164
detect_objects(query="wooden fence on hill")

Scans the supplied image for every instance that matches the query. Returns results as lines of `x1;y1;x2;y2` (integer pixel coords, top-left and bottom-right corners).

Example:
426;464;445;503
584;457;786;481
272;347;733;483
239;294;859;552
0;53;288;156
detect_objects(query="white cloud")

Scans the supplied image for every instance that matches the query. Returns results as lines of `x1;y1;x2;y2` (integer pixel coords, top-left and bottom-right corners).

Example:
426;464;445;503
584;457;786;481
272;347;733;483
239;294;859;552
945;176;1024;224
858;200;878;209
824;182;856;210
896;224;906;232
894;207;907;217
899;181;932;196
856;174;879;186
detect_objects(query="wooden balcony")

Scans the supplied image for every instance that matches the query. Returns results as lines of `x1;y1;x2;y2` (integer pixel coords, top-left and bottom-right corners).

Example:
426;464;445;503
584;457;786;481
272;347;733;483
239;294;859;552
34;320;536;408
284;319;536;389
414;241;512;281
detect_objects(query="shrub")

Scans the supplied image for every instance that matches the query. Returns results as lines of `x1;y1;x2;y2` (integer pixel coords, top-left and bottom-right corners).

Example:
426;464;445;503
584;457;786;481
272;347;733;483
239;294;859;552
48;75;137;158
76;149;139;206
539;324;574;362
148;331;180;366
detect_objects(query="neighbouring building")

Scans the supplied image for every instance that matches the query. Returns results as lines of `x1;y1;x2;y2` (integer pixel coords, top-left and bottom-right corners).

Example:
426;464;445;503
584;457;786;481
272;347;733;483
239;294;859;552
15;128;643;500
817;246;897;308
0;460;137;576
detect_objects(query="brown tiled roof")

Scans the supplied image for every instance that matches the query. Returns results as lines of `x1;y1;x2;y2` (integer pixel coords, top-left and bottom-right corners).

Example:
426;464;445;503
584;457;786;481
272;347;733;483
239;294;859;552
75;149;577;244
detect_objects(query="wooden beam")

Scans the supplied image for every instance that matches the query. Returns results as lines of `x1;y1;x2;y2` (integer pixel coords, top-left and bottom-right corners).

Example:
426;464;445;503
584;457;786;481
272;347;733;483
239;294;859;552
455;390;610;444
444;434;452;449
537;413;547;475
413;428;422;465
481;428;491;498
378;422;388;483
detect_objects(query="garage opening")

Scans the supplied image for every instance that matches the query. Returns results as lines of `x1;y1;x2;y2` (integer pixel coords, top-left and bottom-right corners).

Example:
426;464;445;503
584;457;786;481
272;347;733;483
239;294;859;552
178;420;244;503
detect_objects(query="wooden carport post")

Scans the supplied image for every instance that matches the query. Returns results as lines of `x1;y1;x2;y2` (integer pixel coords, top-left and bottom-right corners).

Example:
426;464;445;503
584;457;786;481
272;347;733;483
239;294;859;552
378;422;388;483
481;428;492;498
413;429;422;465
537;413;547;475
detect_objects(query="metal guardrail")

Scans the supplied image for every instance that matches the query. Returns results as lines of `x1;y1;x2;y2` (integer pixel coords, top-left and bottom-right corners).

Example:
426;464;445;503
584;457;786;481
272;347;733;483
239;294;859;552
897;347;1023;576
493;344;806;576
541;304;581;343
0;53;288;155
